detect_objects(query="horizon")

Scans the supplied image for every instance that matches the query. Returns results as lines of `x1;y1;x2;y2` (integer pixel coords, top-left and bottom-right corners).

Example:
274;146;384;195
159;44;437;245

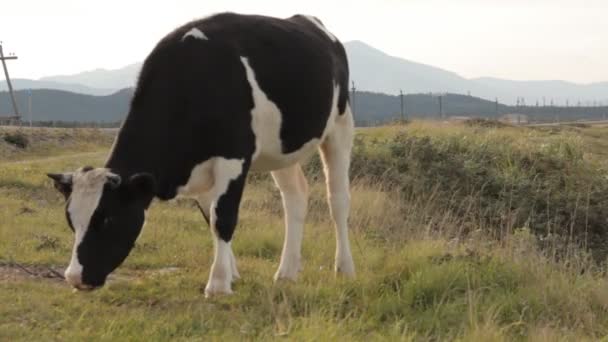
1;0;607;84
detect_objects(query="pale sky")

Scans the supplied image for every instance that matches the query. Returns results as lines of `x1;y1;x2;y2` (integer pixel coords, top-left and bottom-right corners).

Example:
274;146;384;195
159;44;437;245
1;0;606;83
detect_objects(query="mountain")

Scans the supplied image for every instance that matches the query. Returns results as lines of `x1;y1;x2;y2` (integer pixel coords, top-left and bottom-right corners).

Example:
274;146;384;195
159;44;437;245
40;63;141;90
0;87;505;123
345;41;477;95
15;40;608;106
345;41;608;105
0;88;132;122
3;87;605;125
471;78;608;106
0;79;115;96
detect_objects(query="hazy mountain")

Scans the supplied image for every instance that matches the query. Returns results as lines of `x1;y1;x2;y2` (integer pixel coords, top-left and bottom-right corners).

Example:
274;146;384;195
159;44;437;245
344;41;608;105
0;78;115;96
23;40;608;106
345;40;478;95
345;41;608;105
471;77;608;106
40;63;141;90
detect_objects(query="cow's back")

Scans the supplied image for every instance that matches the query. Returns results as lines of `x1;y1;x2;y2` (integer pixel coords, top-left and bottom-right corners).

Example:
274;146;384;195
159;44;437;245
107;13;350;198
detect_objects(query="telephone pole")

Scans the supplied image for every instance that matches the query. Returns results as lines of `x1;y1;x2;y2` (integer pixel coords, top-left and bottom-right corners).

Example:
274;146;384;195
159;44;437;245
350;81;356;125
0;42;20;123
399;89;405;122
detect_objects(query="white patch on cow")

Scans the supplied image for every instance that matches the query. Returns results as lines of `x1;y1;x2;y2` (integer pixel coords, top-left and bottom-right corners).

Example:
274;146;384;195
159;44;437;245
240;57;283;167
64;167;116;287
182;27;208;41
302;15;337;42
320;105;356;277
177;159;215;197
177;157;243;198
205;239;233;297
241;56;341;172
272;164;308;281
176;157;244;297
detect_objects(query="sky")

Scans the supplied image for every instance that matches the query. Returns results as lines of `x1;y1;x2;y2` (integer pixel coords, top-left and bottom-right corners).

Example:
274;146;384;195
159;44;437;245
1;0;606;83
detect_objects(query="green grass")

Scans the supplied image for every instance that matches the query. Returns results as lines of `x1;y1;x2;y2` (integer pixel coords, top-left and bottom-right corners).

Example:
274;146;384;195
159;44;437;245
1;122;608;340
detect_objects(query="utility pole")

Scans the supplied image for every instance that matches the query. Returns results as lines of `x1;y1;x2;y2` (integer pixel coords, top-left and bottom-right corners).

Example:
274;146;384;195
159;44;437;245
0;42;20;123
350;81;356;125
438;95;443;119
495;97;499;117
28;89;32;127
399;89;405;122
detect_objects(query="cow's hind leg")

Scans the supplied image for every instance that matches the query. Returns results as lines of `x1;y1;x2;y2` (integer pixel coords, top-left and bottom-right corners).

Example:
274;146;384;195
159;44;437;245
319;108;355;277
272;163;309;281
196;158;249;297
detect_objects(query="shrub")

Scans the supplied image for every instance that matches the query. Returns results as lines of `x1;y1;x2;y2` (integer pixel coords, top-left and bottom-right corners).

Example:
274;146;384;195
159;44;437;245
3;131;29;149
306;130;608;260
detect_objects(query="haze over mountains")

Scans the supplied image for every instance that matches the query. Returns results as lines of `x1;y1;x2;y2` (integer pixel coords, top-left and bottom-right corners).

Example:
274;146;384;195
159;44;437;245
1;41;607;106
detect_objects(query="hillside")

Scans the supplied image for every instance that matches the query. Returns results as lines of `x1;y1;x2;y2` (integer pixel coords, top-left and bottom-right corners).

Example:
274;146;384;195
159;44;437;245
0;79;114;96
3;87;606;125
1;123;608;340
0;88;132;123
0;88;509;124
354;92;510;124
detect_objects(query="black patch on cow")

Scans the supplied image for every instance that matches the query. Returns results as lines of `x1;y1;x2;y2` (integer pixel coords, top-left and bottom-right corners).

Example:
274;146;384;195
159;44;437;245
65;199;75;232
214;159;250;242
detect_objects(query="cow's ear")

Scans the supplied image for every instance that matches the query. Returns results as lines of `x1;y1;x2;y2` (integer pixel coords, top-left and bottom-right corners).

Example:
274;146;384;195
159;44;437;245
47;173;73;200
128;173;156;206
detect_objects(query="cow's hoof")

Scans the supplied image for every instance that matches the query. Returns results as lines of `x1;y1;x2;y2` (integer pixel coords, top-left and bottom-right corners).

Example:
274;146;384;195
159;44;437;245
274;255;301;282
274;269;299;282
204;281;233;298
335;259;355;278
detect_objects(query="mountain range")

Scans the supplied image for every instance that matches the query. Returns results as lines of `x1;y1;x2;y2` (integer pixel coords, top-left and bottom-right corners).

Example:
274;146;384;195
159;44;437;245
2;41;606;106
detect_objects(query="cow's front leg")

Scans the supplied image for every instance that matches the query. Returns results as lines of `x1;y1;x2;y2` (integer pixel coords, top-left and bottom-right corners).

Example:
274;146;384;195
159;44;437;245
197;157;249;298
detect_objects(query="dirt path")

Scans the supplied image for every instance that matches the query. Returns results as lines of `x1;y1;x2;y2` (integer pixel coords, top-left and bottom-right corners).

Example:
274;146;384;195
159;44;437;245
0;151;106;167
0;262;180;284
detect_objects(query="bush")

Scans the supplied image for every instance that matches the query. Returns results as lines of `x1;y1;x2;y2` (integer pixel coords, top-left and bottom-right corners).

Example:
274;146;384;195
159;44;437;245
304;130;608;260
464;118;510;128
3;131;29;149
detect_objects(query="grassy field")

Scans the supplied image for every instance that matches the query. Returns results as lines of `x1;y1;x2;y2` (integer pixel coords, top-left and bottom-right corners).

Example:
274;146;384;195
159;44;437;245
1;122;608;341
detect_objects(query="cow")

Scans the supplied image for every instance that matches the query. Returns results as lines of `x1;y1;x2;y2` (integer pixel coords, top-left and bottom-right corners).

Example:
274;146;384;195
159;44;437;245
47;12;355;297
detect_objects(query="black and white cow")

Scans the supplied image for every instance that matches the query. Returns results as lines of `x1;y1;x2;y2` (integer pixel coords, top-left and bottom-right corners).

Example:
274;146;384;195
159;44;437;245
47;12;355;297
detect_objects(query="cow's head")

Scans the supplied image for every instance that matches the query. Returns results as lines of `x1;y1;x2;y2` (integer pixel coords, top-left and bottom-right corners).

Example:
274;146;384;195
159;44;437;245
47;167;155;290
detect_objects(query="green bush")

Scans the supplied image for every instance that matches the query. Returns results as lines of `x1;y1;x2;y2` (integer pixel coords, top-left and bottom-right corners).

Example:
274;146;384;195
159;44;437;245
306;131;608;260
3;131;29;149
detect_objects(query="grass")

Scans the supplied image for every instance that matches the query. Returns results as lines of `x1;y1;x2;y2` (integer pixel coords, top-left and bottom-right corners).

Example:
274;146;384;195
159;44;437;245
0;127;114;163
1;122;608;340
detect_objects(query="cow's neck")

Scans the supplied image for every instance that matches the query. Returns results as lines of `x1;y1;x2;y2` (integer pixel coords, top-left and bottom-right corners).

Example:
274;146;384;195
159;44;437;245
104;107;177;200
